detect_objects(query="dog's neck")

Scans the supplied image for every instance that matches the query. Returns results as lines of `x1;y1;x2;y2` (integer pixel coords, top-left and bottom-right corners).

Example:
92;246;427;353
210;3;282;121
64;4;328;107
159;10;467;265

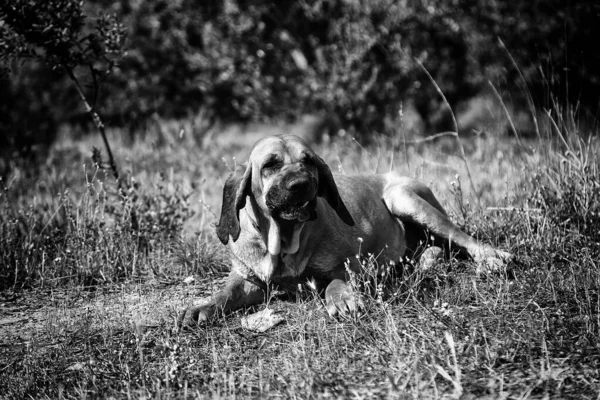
236;199;306;282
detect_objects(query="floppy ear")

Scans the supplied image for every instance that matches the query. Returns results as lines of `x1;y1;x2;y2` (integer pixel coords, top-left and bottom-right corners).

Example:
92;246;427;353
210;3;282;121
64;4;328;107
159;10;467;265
315;156;355;226
216;163;252;244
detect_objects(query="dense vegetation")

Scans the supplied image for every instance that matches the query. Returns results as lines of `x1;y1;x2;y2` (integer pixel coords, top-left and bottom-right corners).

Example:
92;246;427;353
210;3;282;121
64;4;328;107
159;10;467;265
2;0;599;156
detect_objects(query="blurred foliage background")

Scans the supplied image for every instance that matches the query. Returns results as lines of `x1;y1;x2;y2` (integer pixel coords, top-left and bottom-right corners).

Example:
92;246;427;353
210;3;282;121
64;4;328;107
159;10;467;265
1;0;599;158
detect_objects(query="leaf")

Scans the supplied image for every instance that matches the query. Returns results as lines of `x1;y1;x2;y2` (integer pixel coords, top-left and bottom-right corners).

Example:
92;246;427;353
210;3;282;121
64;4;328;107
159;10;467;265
241;308;284;332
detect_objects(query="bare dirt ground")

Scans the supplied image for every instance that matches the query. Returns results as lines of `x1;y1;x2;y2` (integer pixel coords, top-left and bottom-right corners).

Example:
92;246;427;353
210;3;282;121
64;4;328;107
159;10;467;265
0;275;228;345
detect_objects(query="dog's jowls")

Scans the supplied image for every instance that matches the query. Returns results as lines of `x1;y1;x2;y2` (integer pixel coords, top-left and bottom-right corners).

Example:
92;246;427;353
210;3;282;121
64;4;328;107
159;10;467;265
179;134;512;328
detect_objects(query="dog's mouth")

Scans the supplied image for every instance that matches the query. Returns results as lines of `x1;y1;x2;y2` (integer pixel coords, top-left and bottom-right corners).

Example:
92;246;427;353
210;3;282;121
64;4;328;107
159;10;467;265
265;194;317;258
270;197;317;222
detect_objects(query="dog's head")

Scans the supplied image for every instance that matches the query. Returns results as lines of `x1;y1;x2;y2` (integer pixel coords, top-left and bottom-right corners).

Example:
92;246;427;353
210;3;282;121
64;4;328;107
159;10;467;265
216;134;354;254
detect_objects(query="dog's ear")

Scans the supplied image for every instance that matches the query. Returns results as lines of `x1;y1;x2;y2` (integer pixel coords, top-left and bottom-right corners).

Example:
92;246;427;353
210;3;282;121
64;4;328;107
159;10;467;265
315;156;355;226
216;163;252;244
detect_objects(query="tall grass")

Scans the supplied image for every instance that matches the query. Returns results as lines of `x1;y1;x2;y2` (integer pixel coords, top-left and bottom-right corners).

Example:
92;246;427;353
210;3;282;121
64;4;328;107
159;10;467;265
1;104;599;398
0;125;231;290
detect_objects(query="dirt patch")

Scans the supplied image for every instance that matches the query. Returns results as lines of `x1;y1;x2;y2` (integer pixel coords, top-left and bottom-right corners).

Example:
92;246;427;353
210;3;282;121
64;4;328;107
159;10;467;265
0;274;227;349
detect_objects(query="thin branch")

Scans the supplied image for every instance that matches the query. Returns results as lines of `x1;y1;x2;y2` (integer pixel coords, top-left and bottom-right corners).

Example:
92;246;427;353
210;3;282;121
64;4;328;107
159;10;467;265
402;131;459;144
62;62;122;191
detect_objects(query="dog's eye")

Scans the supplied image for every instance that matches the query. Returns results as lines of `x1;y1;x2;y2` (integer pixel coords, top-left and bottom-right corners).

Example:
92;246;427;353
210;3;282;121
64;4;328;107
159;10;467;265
262;159;282;172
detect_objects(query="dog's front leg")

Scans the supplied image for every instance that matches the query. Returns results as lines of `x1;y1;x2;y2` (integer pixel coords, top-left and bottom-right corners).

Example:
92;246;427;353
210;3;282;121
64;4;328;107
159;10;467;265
179;270;266;329
325;279;363;317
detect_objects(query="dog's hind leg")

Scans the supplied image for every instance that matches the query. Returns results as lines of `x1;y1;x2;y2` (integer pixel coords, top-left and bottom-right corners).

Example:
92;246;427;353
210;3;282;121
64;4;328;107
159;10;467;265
383;180;512;272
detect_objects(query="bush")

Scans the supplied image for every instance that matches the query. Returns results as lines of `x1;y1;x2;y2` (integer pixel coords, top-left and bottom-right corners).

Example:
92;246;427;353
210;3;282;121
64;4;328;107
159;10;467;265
101;0;476;135
2;0;599;143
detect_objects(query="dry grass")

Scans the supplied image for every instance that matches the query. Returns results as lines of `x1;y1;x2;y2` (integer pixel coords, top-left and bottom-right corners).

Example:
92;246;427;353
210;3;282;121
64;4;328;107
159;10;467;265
1;114;599;399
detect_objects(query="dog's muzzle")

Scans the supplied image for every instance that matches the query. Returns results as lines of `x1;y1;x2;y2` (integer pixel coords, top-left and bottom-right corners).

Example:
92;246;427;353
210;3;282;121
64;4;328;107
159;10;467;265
265;177;317;222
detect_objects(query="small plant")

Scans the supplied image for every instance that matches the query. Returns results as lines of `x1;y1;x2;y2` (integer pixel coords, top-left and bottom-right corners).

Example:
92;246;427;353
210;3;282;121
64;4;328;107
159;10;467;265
448;174;472;231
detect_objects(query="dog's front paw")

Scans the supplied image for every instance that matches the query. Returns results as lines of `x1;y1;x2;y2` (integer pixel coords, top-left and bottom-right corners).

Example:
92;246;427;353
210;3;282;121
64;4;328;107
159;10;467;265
178;303;214;330
325;279;363;317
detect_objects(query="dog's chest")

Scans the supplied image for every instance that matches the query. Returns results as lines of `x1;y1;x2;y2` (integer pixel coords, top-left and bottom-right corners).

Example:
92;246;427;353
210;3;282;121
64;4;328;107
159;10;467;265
277;252;309;280
234;233;309;283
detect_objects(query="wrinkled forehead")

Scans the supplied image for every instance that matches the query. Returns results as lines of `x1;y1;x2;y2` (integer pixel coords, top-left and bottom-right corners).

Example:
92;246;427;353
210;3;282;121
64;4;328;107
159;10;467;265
249;135;314;164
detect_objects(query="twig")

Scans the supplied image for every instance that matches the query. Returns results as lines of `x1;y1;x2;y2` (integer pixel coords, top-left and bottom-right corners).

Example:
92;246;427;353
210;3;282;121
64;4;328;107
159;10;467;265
402;131;459;144
62;63;123;195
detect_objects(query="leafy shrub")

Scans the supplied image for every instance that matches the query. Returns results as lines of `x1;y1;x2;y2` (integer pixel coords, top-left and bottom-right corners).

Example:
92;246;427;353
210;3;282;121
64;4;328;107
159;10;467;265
102;0;475;135
86;0;600;136
2;0;599;144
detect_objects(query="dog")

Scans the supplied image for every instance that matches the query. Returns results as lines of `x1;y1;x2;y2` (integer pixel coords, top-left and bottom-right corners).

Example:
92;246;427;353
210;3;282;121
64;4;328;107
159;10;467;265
179;134;511;327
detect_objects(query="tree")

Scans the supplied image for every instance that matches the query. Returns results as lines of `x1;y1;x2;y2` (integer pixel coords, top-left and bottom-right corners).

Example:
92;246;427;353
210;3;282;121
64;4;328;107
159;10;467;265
0;0;126;180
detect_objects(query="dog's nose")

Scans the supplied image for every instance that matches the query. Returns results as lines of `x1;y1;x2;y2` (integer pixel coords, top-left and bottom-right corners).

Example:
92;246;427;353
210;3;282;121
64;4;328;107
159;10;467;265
286;179;309;192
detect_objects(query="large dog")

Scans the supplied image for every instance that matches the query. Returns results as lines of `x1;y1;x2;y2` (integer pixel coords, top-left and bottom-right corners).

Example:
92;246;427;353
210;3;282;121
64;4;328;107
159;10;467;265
180;134;511;327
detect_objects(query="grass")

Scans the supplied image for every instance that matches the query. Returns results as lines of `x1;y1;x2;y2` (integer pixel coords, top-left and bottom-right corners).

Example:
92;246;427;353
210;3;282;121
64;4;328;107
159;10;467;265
1;112;599;399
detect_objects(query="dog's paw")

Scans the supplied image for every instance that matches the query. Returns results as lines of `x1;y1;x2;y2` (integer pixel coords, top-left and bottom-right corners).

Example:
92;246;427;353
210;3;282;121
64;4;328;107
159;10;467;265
325;279;363;317
178;303;214;330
